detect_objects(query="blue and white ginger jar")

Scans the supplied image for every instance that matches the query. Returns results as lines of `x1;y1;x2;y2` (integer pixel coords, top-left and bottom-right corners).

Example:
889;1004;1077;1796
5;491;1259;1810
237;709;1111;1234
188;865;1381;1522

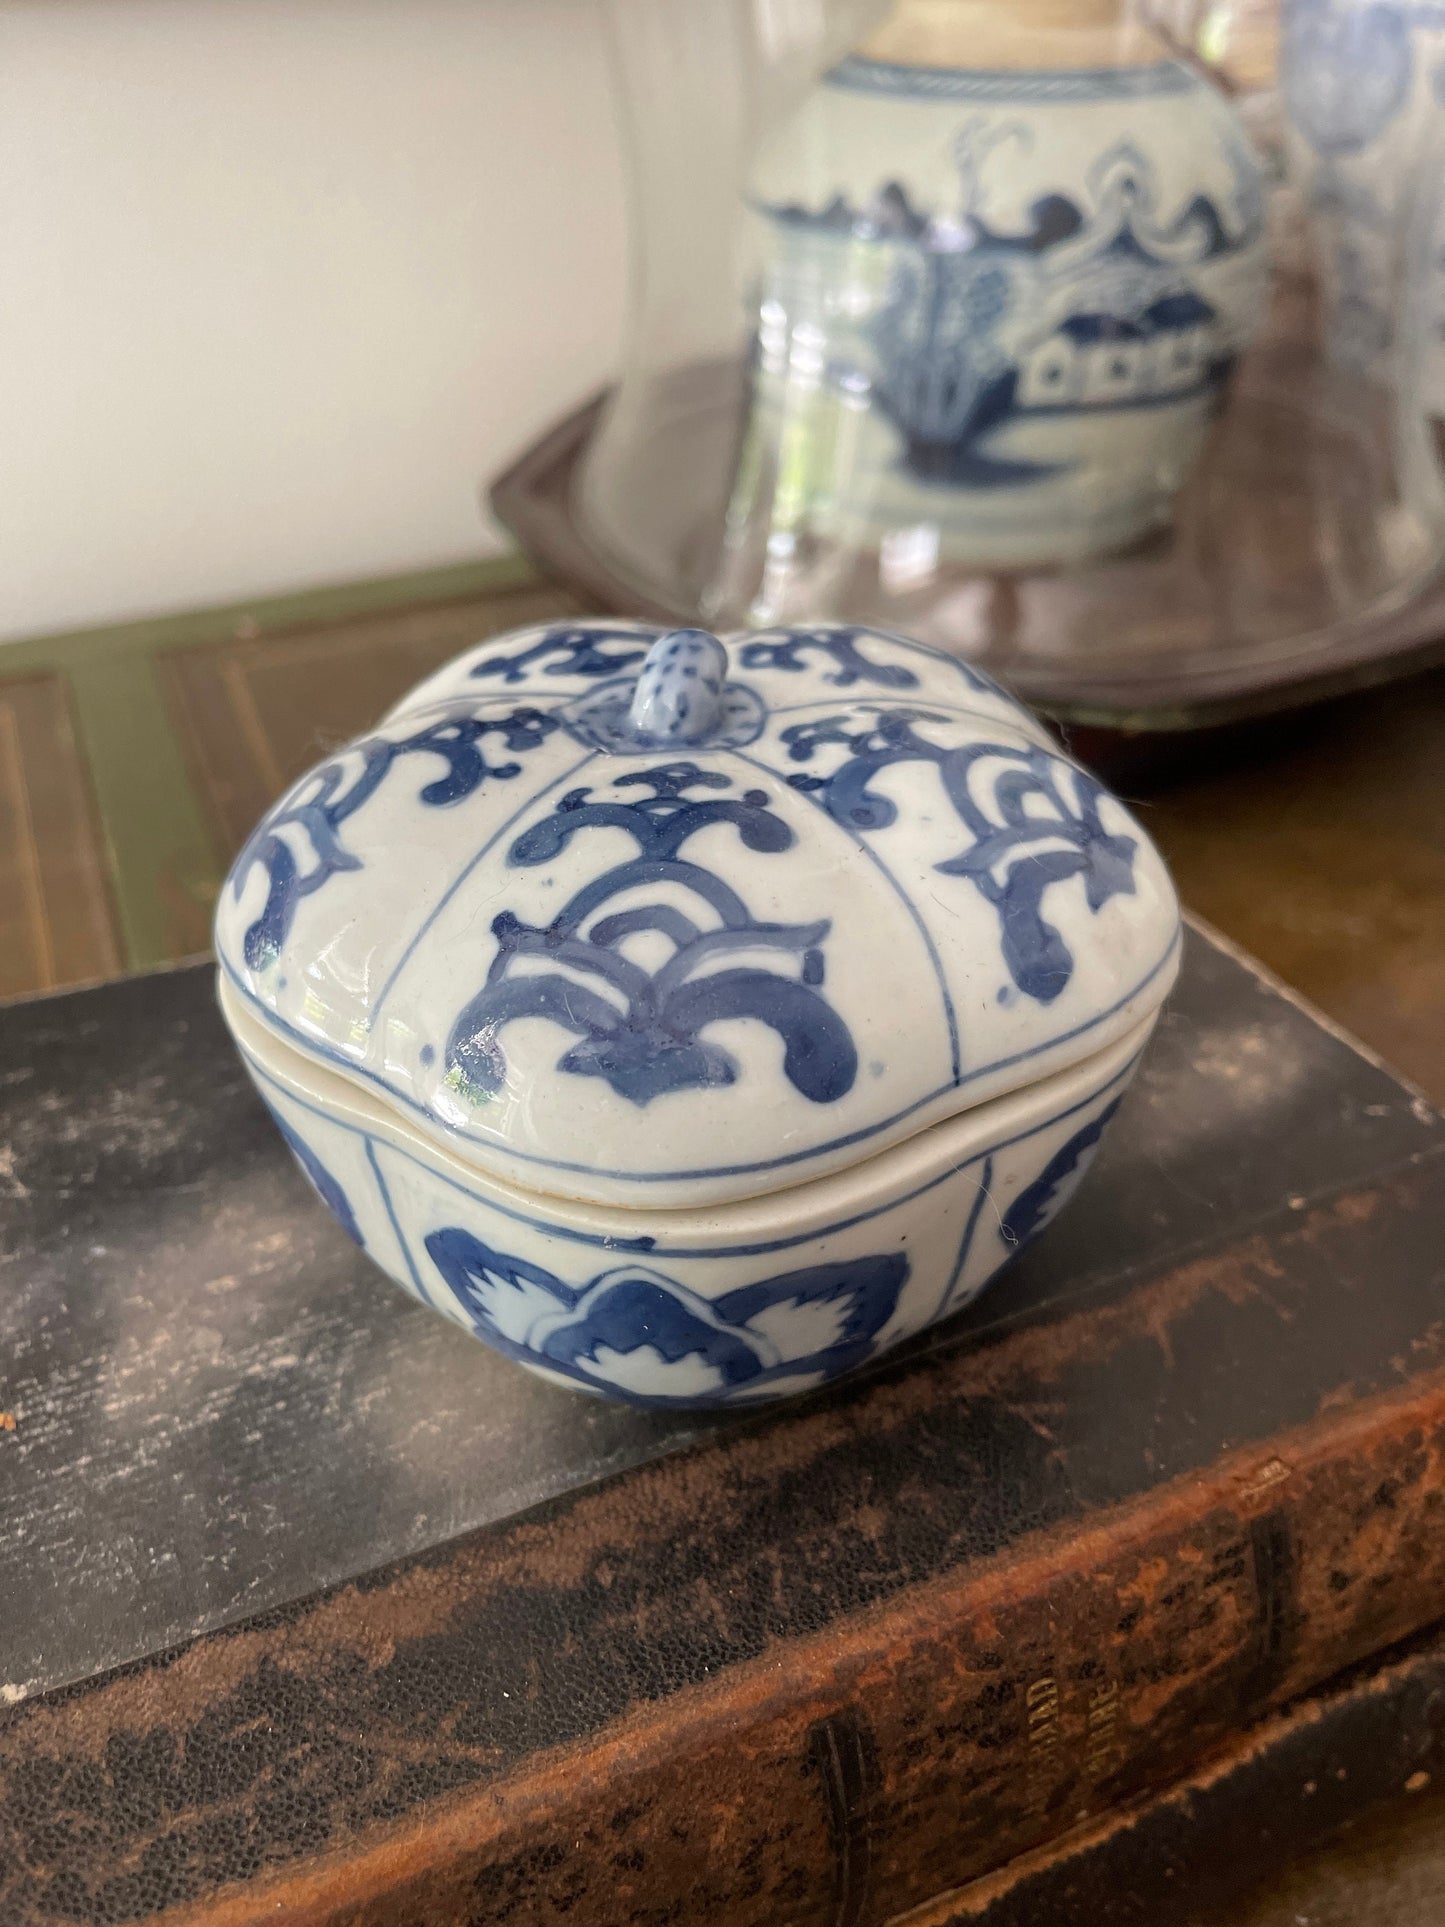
735;0;1269;567
216;621;1181;1409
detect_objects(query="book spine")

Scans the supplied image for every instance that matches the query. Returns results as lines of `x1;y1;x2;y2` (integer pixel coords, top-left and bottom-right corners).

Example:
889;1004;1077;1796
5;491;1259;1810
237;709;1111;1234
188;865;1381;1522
894;1620;1445;1927
127;1366;1445;1927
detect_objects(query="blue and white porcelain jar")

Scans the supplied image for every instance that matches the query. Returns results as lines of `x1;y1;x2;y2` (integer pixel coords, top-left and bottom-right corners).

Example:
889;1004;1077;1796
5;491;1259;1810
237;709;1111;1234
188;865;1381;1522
731;0;1269;569
1283;0;1445;378
216;620;1180;1409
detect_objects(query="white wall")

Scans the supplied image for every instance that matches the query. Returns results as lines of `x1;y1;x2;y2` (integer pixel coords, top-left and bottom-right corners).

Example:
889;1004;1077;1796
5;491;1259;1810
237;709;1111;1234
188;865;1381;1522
0;0;627;641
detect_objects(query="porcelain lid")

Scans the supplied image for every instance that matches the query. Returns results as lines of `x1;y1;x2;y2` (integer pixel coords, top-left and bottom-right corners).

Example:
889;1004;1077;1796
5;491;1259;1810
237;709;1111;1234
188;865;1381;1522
216;622;1180;1206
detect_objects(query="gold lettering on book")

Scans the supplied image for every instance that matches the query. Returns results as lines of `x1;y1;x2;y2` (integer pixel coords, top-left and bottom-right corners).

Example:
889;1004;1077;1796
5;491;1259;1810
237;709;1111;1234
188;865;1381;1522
1024;1675;1062;1812
1084;1679;1123;1781
1020;1673;1127;1816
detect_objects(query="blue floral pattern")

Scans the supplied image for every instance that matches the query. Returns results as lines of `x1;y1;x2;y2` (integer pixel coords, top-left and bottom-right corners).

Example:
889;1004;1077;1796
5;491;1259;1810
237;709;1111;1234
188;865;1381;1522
244;1036;1139;1409
782;709;1137;1003
425;1228;910;1407
231;707;559;970
1001;1098;1122;1247
219;622;1174;1230
738;628;927;689
469;624;656;686
447;762;858;1107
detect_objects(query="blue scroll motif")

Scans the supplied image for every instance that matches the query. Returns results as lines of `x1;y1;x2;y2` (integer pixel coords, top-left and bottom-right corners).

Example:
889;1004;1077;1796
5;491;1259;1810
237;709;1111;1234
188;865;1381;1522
272;1115;364;1247
738;628;926;690
425;1228;910;1407
783;710;1137;1003
446;762;858;1108
469;624;657;686
1001;1098;1123;1247
231;707;560;971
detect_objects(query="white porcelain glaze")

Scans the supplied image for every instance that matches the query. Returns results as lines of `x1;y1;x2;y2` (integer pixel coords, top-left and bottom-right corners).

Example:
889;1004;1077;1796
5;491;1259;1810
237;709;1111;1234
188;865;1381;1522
215;619;1180;1407
216;621;1178;1207
222;973;1155;1410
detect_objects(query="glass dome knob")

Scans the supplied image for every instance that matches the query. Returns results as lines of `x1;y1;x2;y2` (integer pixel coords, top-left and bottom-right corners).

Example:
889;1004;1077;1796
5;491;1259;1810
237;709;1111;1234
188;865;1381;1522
628;629;729;743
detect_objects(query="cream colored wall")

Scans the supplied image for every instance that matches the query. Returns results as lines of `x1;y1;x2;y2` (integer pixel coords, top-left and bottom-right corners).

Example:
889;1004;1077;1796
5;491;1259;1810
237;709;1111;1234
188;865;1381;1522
0;0;627;641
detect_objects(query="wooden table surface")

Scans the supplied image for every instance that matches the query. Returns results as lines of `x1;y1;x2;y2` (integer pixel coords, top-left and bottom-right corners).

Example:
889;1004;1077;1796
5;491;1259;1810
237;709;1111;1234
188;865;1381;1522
2;562;1442;1923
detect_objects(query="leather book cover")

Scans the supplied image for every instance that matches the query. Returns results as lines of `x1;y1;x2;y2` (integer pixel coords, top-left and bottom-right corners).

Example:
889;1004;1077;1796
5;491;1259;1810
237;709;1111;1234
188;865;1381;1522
1;920;1444;1926
906;1617;1445;1927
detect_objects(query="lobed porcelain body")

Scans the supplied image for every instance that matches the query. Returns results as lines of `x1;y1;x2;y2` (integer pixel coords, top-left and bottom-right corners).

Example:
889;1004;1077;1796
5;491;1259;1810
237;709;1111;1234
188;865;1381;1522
215;620;1180;1408
224;979;1153;1409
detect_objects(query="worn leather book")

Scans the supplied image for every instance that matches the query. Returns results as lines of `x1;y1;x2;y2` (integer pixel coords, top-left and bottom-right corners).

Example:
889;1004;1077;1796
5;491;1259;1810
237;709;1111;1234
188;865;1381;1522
2;920;1444;1926
906;1618;1445;1926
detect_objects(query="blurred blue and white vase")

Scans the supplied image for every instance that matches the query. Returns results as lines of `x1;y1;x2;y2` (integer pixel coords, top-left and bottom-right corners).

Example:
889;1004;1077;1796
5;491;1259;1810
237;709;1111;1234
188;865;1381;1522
733;0;1269;571
1282;0;1445;379
1418;149;1445;432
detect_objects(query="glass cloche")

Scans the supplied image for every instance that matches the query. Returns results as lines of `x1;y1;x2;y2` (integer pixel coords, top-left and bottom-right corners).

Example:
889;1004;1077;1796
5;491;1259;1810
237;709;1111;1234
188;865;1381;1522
538;0;1445;720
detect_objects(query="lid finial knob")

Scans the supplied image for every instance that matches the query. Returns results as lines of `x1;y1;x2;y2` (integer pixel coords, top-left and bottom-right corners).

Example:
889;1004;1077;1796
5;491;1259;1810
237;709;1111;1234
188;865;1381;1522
628;630;729;744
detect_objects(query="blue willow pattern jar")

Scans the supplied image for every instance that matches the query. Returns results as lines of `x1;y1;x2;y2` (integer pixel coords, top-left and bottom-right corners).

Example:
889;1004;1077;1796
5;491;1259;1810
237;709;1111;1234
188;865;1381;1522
215;620;1180;1410
722;0;1269;576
